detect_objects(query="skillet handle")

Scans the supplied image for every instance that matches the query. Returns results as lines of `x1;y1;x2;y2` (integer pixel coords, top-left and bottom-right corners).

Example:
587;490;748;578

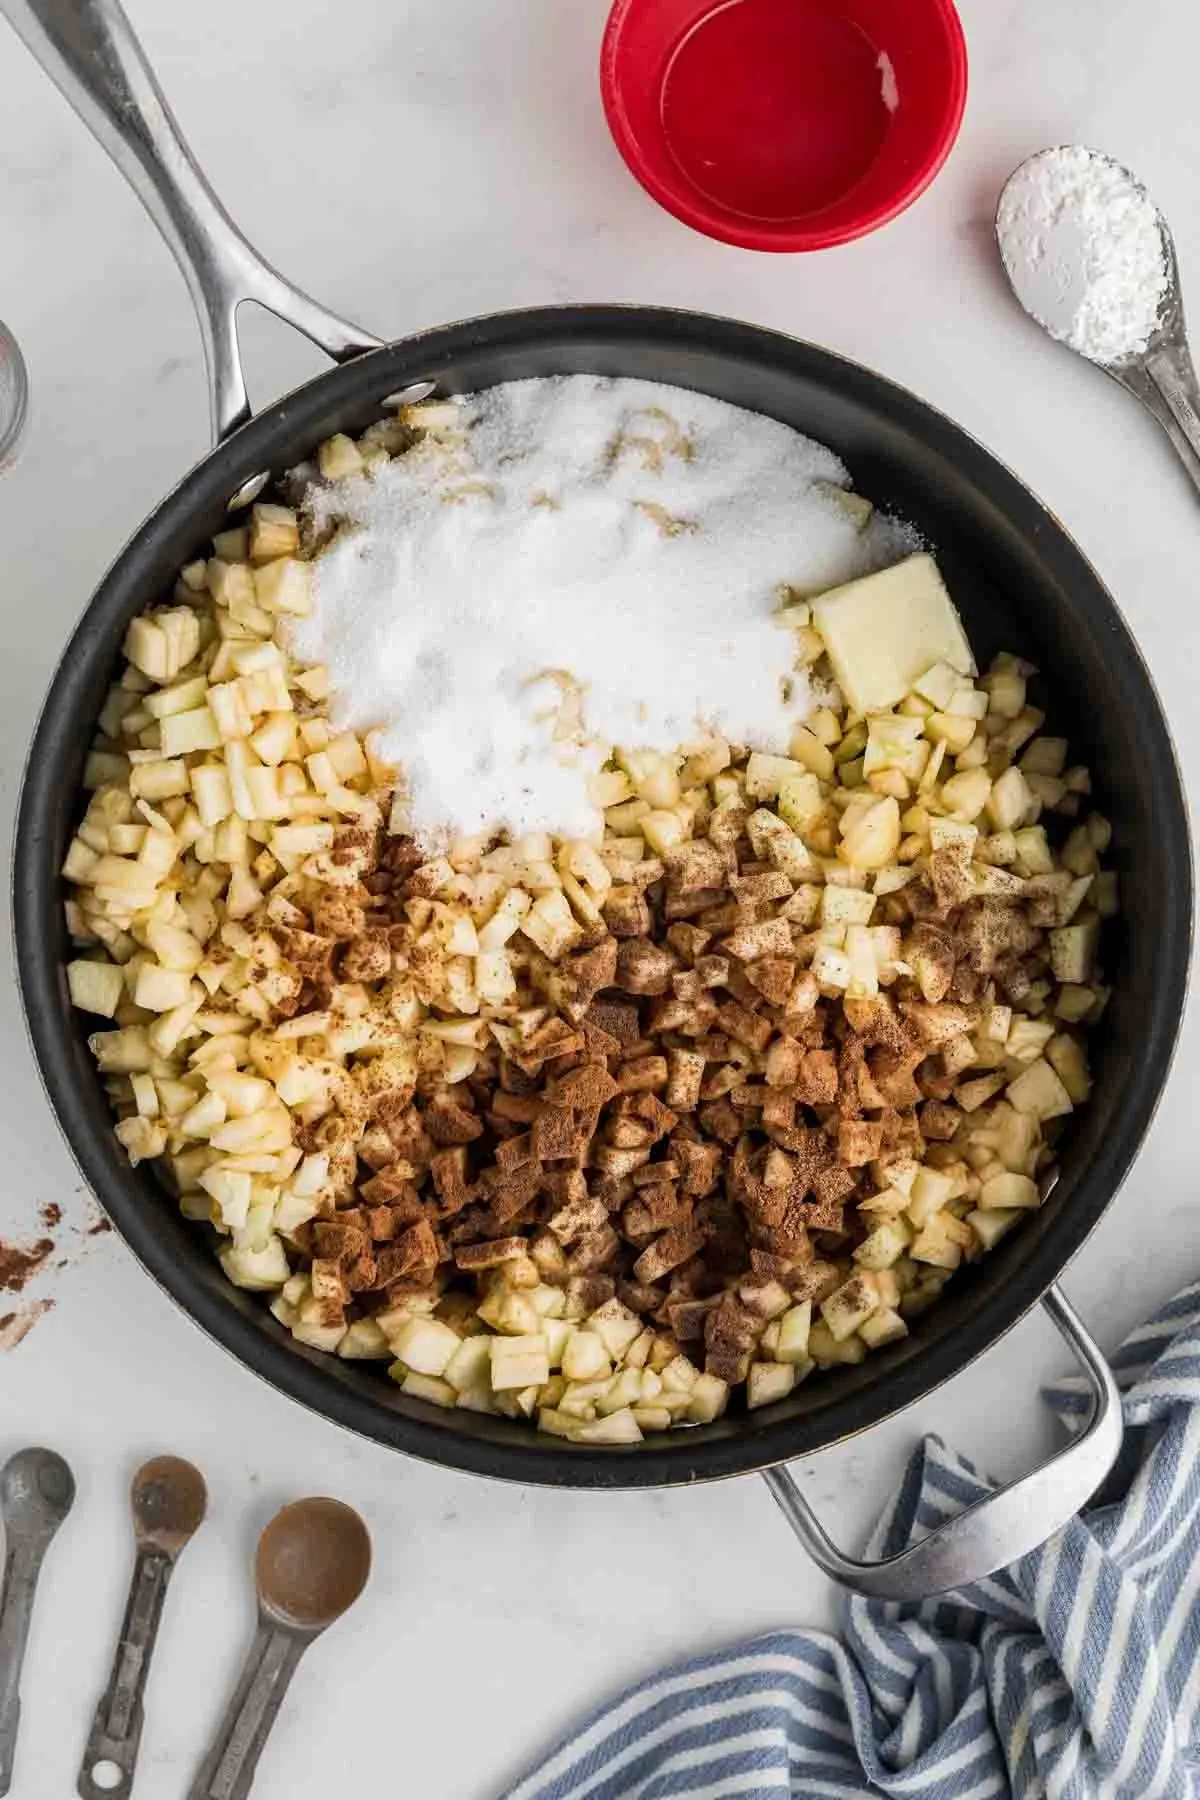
762;1284;1122;1602
2;0;384;442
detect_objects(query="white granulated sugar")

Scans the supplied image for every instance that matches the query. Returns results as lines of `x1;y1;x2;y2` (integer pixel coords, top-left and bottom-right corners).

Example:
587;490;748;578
997;146;1168;364
290;376;914;847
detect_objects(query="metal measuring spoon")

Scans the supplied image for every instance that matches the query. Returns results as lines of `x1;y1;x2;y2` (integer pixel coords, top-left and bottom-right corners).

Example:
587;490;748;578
187;1498;371;1800
78;1457;208;1799
997;148;1200;499
0;1447;76;1795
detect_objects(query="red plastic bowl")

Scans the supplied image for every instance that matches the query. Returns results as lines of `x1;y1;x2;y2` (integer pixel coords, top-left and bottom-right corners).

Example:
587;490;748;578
600;0;967;251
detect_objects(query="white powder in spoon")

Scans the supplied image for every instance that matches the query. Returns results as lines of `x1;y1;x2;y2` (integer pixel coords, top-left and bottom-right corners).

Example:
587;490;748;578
997;146;1168;365
290;376;914;847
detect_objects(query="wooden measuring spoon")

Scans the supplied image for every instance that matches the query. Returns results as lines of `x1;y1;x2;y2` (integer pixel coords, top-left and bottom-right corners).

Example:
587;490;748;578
78;1456;208;1799
187;1498;371;1800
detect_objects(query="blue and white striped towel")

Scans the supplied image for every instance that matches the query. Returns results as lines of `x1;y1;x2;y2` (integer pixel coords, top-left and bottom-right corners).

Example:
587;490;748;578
504;1282;1200;1800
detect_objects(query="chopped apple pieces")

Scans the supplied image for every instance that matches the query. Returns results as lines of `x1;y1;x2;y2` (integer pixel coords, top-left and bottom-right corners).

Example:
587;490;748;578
63;411;1112;1442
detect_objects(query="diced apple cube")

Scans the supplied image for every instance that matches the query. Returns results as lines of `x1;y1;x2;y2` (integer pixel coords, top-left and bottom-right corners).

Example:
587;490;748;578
477;1287;541;1336
132;965;195;1013
840;795;901;869
631;1406;674;1433
928;815;978;857
1049;920;1100;984
946;686;989;720
858;1308;909;1349
562;1331;611;1382
113;1116;168;1165
400;1372;456;1408
912;661;961;710
254;558;312;617
1046;1033;1091;1104
941;767;991;823
776;772;825;835
854;1219;913;1270
820;1274;879;1343
820;885;875;927
444;1334;493;1392
292;1321;347;1353
660;1354;700;1394
159;706;223;758
907;1165;954;1226
687;1373;730;1422
337;1319;391;1360
597;1368;644;1415
219;1236;289;1290
1006;1017;1056;1064
863;713;927;780
775;1301;812;1364
542;1317;574;1369
747;1361;797;1409
925;712;977;755
744;753;803;800
909;1217;962;1271
490;1334;550;1390
520;889;582;960
249;502;299;563
391;1315;462;1377
808;1319;865;1366
968;1207;1023;1250
573;1408;643;1445
979;1171;1040;1210
1006;1058;1074;1121
811;945;852;990
587;1298;644;1360
67;959;124;1017
199;1164;252;1229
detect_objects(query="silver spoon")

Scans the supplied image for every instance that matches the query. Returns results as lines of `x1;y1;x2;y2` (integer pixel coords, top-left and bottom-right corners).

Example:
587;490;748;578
187;1498;371;1800
0;1447;76;1795
78;1456;209;1800
997;147;1200;499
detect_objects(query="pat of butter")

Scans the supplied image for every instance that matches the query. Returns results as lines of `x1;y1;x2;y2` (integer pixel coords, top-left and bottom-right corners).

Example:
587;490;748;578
811;554;975;715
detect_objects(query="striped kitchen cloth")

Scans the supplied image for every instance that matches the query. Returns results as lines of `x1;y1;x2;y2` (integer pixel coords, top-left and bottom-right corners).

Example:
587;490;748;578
503;1281;1200;1800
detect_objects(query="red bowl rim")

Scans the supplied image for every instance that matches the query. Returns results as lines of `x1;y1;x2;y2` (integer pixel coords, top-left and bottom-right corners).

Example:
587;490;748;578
600;0;969;252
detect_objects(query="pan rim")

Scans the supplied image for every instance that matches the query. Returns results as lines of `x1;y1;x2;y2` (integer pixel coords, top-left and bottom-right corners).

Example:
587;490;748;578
13;303;1194;1487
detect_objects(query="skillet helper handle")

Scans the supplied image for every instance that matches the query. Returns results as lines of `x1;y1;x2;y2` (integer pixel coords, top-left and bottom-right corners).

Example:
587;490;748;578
762;1284;1122;1602
0;0;383;442
187;1618;309;1800
77;1545;176;1800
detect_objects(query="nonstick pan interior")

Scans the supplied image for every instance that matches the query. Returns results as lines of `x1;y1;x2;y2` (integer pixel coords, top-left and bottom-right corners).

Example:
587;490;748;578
15;307;1192;1487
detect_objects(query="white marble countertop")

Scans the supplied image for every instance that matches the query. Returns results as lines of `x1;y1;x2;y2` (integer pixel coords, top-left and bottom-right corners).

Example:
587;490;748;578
1;0;1198;1793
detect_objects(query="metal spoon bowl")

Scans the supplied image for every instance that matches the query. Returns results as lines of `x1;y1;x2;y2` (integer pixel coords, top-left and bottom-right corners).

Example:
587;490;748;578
189;1498;371;1800
0;1447;76;1539
256;1497;371;1632
997;146;1200;498
131;1455;208;1554
0;1448;76;1795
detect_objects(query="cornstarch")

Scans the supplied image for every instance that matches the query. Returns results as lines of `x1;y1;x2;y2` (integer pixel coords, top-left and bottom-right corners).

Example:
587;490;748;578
290;376;914;847
997;146;1168;365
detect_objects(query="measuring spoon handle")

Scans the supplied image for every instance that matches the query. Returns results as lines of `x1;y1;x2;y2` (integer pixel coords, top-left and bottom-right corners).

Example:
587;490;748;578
1113;337;1200;500
187;1618;309;1800
77;1546;177;1799
0;1541;49;1796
